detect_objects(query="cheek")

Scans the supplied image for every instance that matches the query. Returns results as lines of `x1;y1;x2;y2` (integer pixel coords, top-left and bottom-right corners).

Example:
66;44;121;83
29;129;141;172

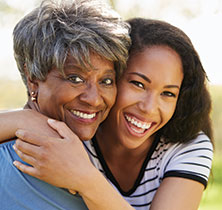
109;90;131;120
41;85;68;104
105;87;118;108
38;84;76;115
115;90;128;108
162;101;177;123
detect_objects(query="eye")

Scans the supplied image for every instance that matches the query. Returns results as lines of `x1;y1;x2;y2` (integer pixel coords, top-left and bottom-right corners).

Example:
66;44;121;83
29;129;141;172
161;91;176;98
101;78;114;86
67;75;84;84
130;80;144;89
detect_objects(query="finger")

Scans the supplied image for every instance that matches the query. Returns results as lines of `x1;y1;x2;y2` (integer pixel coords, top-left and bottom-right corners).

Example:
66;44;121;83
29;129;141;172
13;144;36;166
68;189;77;195
15;139;41;157
47;119;78;140
15;129;45;146
15;129;58;147
13;161;39;178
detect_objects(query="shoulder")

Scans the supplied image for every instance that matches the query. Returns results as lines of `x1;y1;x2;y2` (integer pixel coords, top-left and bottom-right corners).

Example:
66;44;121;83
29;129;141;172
161;132;213;187
164;132;213;157
0;140;15;149
174;132;213;156
0;140;18;163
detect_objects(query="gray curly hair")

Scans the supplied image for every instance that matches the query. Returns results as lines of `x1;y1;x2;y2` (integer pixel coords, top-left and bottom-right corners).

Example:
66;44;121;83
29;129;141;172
13;0;131;88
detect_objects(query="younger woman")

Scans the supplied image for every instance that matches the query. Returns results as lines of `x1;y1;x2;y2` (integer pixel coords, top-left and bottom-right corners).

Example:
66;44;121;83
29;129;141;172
0;18;213;210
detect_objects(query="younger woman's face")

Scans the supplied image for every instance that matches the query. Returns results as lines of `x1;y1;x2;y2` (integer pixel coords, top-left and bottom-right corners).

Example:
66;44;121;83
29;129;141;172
105;45;184;149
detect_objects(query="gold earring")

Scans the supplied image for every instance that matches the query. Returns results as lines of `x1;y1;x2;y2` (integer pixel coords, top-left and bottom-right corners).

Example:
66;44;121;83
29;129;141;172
31;91;36;102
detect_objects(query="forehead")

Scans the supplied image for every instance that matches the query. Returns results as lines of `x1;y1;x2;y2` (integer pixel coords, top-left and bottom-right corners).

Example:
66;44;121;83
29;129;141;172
126;45;183;85
64;53;115;73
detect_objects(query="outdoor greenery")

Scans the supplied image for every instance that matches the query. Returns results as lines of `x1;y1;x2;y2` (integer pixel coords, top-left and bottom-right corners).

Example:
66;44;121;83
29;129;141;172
198;85;222;210
199;156;222;210
0;79;221;209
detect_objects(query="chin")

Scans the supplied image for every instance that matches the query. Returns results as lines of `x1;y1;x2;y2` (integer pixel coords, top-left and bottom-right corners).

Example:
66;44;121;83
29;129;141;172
122;137;148;150
76;130;96;141
66;124;93;140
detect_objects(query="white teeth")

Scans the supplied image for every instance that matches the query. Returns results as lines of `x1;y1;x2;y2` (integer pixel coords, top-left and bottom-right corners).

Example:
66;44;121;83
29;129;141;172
131;127;144;134
125;115;151;130
72;110;96;119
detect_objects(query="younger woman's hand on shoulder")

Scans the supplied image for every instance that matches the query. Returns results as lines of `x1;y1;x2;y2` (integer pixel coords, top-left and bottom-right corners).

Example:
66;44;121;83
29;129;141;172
13;119;93;192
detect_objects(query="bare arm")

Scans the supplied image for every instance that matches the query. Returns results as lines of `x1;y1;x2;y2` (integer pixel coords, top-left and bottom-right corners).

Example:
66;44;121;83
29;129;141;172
0;110;21;141
0;109;59;142
150;177;204;210
81;167;134;210
13;120;134;210
10;118;208;210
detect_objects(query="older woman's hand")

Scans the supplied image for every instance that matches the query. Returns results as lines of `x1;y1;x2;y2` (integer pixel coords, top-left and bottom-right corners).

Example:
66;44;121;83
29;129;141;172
13;119;94;194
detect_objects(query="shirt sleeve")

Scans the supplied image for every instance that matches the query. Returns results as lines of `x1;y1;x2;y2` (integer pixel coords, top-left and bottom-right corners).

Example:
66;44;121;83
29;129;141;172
163;133;213;188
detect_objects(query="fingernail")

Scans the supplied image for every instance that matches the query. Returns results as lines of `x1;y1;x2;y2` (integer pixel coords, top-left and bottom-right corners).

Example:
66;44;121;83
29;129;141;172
15;130;24;137
13;144;17;151
13;161;18;167
48;118;56;123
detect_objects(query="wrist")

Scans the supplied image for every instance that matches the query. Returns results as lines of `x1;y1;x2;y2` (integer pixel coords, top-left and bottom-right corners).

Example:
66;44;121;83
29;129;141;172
75;165;102;196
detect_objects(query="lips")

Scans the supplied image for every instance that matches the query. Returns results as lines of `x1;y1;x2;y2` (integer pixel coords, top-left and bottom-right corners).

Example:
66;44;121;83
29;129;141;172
124;114;153;136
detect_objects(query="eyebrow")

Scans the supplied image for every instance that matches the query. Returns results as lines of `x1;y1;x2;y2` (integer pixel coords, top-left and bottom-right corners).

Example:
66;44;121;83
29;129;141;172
128;72;180;89
164;85;180;89
128;72;151;83
64;63;85;71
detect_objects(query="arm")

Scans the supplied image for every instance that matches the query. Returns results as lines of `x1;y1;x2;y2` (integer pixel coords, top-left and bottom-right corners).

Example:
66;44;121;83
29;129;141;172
150;177;204;210
13;120;134;210
0;110;21;141
0;109;59;142
151;134;213;210
81;167;134;210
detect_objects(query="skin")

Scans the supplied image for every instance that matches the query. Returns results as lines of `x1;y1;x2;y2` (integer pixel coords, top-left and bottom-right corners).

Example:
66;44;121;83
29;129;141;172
1;46;205;210
13;120;134;210
27;53;117;141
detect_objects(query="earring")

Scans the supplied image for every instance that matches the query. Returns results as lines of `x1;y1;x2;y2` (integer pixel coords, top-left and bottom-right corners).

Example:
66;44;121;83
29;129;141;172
31;91;36;102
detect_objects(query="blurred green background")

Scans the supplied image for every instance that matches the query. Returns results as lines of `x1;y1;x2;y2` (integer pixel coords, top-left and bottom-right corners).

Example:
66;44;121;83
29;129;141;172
0;0;221;209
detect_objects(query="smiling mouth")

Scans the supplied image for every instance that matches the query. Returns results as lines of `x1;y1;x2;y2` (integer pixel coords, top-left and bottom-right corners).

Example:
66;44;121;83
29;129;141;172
71;110;97;120
125;114;152;134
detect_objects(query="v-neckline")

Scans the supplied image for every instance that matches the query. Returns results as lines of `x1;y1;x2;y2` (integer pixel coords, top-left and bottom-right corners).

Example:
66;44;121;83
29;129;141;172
92;134;160;196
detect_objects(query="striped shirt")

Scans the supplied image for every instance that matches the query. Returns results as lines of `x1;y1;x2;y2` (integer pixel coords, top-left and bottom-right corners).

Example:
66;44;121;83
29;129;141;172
83;132;213;210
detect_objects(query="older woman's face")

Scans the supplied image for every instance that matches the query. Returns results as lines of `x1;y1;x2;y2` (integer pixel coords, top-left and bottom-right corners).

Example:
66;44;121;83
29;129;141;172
34;53;117;140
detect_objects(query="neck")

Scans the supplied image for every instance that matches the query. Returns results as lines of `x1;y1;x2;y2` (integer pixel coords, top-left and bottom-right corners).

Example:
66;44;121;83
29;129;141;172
24;99;40;112
95;124;156;192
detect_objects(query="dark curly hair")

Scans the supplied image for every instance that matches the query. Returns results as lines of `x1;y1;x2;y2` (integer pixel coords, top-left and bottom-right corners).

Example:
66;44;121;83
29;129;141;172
127;18;213;144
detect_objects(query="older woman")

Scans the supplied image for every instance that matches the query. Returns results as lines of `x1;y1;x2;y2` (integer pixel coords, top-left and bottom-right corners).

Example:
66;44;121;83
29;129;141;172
0;0;131;209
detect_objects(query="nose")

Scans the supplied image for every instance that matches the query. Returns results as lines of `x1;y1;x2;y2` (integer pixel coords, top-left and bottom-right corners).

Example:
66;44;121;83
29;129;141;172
79;84;103;107
138;93;159;115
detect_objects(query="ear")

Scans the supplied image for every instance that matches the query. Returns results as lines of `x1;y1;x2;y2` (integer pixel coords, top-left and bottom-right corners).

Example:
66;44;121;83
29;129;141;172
27;77;39;98
24;64;39;97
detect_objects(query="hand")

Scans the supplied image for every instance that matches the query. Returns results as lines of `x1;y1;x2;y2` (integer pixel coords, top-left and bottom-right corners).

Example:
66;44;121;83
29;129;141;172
13;119;94;193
